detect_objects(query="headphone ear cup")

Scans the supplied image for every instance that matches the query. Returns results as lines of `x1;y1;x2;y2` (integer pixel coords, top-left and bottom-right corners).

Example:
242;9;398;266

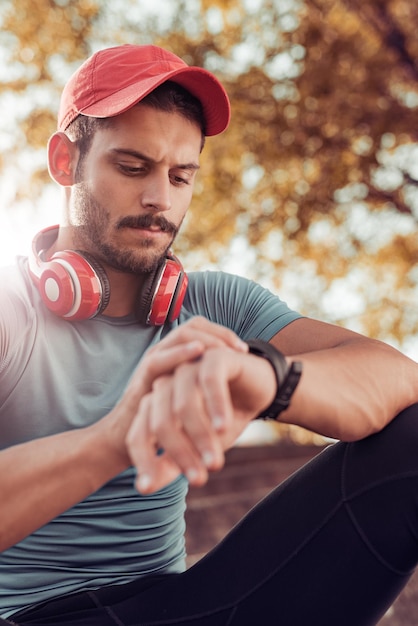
167;270;188;323
77;251;111;315
135;255;188;326
36;257;80;317
36;251;110;320
135;265;161;325
28;226;110;320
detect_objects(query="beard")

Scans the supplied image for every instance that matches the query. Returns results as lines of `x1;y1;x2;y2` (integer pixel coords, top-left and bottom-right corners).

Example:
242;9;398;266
70;182;180;274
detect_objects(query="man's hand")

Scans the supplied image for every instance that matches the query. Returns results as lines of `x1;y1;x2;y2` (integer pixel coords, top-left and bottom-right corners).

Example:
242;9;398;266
126;344;277;494
103;317;249;469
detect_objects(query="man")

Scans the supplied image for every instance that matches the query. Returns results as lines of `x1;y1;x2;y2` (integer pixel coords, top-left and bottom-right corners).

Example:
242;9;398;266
1;44;418;626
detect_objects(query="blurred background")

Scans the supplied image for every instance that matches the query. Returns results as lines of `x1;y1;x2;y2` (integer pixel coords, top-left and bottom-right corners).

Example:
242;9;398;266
1;0;418;444
2;4;418;620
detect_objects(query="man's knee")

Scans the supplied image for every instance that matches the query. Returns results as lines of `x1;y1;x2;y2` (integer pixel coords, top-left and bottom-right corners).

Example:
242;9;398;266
372;402;418;464
341;403;418;573
341;403;418;500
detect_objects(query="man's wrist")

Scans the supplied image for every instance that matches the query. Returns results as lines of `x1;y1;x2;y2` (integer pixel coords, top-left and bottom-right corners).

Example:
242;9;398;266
246;339;302;420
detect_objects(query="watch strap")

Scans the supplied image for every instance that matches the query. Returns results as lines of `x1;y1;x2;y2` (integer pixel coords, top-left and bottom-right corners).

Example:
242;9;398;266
246;339;302;420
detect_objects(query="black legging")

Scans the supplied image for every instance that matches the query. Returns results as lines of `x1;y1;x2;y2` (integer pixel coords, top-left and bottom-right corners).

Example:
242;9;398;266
8;404;418;626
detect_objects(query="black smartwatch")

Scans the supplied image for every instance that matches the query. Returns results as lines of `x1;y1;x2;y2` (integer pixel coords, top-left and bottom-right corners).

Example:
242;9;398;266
246;339;302;420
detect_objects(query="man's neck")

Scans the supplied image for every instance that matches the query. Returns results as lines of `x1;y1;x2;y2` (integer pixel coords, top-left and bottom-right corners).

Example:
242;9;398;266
101;268;145;317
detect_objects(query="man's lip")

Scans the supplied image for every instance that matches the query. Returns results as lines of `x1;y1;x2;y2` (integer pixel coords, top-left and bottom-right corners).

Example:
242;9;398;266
125;225;166;236
126;225;162;232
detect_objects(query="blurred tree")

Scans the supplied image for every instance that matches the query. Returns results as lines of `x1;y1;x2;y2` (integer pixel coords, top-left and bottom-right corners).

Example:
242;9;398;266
1;0;418;352
0;0;100;195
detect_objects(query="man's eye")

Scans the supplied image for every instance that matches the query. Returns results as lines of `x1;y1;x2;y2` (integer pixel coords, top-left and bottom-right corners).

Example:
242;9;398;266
118;164;146;175
171;174;190;186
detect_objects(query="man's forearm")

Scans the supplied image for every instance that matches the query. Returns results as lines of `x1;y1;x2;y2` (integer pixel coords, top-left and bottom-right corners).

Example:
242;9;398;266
279;338;418;441
0;422;129;551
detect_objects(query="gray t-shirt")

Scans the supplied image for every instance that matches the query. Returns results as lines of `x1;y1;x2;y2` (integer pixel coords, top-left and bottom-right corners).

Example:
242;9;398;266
0;257;301;617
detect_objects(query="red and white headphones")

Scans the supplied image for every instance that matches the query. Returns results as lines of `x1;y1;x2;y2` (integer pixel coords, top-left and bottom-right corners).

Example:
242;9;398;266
28;225;188;325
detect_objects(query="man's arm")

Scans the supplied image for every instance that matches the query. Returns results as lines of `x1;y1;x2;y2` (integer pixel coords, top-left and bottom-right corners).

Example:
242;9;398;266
0;424;128;552
0;319;248;551
127;317;418;494
270;317;418;441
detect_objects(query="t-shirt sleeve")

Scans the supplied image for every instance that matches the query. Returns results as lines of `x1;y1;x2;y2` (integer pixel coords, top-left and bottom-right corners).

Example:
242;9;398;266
0;262;36;380
181;271;302;341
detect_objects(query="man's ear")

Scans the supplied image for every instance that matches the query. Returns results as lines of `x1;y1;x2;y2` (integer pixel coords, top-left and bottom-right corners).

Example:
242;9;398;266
47;132;79;186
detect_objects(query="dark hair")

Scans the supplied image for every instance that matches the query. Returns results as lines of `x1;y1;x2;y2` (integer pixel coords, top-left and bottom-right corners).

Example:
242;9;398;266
65;80;206;163
141;81;206;139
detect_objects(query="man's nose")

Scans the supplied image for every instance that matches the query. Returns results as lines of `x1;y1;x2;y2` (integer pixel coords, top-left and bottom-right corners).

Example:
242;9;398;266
141;173;172;212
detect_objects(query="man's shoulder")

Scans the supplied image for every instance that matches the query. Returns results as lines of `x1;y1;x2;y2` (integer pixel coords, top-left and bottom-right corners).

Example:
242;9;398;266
186;269;277;302
0;256;29;281
180;269;301;339
0;257;35;321
187;269;254;290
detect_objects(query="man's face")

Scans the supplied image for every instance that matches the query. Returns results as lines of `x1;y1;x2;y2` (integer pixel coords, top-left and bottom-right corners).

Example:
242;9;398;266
68;104;202;274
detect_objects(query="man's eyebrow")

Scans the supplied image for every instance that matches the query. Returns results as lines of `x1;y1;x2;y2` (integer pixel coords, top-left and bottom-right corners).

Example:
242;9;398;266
110;148;200;171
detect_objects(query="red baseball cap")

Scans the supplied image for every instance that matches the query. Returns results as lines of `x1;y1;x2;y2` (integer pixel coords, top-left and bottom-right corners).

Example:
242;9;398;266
58;44;231;136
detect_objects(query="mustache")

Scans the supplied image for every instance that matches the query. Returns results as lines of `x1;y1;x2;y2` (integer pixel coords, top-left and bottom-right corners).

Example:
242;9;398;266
116;214;178;236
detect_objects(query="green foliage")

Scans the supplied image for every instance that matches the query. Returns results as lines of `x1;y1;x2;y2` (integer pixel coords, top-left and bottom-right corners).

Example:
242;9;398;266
1;0;418;349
